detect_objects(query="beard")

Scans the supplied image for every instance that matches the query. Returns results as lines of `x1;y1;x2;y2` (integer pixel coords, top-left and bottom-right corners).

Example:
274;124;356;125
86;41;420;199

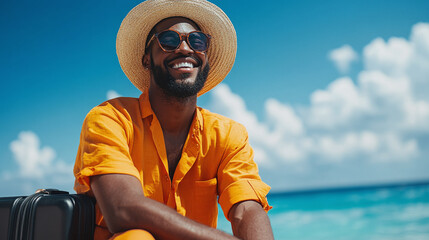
151;57;210;98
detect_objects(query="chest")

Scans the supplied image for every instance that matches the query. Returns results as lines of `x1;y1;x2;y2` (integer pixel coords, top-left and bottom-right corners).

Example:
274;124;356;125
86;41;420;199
164;133;187;179
137;117;221;185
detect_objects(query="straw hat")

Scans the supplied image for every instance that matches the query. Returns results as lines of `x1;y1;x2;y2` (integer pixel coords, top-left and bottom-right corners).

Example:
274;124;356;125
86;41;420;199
116;0;237;96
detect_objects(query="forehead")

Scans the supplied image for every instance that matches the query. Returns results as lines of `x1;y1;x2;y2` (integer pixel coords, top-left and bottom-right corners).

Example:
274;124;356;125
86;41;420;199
154;17;200;33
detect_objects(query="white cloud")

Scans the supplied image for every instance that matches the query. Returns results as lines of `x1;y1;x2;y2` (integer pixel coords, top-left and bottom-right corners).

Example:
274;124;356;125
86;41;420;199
4;131;74;194
107;90;121;100
209;85;308;164
306;77;371;129
209;84;270;145
364;37;412;77
310;132;418;162
328;45;358;73
207;22;429;171
265;98;304;136
411;23;429;56
409;23;429;101
10;131;56;178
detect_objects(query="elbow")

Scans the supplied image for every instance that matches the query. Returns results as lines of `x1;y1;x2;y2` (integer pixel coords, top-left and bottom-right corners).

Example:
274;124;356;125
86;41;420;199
106;221;125;234
103;205;136;234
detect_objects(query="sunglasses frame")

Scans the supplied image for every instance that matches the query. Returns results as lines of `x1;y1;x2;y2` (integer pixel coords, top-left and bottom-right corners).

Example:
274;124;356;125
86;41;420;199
146;29;211;53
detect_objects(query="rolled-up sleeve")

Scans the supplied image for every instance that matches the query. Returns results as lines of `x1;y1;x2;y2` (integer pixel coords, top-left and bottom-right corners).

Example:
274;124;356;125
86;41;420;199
217;123;272;220
74;100;140;194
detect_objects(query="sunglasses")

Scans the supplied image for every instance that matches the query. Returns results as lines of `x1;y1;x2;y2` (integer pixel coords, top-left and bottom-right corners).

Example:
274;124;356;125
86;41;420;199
147;30;211;53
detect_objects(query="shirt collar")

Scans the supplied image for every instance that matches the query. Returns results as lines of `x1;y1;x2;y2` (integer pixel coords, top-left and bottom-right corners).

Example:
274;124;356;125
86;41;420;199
139;90;153;119
195;106;204;131
139;90;204;131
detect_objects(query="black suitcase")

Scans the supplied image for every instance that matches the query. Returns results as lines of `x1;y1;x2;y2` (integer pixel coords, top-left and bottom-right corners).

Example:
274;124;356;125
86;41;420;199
0;189;95;240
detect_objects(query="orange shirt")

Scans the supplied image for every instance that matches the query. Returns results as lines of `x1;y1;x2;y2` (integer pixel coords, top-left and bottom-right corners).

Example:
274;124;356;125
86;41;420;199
73;91;271;238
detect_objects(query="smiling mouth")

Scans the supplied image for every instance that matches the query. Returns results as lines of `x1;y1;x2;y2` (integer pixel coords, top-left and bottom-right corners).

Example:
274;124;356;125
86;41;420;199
171;62;194;69
167;56;200;70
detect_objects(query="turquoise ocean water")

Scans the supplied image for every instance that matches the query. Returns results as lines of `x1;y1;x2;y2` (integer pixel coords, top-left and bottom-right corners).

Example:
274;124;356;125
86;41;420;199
217;182;429;240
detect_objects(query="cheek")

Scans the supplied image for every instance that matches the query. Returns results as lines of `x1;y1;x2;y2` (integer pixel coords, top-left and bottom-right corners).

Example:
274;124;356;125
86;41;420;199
199;53;208;67
150;46;168;64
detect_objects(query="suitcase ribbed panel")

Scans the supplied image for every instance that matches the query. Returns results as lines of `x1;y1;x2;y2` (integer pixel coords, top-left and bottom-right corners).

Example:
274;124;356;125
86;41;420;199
0;190;95;240
0;196;25;240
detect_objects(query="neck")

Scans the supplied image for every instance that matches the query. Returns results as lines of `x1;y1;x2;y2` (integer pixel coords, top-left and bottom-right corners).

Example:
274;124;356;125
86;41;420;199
148;86;197;135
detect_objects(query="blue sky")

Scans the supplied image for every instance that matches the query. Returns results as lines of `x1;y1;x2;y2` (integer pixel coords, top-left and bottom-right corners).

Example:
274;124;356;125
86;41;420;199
1;0;429;196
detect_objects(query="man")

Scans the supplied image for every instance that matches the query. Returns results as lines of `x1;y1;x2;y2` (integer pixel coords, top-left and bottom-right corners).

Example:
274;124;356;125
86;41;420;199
73;0;273;239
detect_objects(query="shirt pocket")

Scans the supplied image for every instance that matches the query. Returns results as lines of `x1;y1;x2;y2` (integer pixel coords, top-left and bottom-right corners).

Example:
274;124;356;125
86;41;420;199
194;177;218;188
194;177;218;200
191;178;218;226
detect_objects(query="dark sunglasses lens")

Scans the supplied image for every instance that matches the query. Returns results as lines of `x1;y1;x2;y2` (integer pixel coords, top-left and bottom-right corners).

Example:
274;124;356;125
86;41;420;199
157;31;180;51
188;32;209;52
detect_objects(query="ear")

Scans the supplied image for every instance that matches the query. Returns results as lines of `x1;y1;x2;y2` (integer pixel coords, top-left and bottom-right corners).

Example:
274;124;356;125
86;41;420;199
142;54;151;70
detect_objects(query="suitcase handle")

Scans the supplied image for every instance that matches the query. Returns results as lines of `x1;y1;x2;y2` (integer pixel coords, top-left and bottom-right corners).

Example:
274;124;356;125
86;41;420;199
35;189;69;195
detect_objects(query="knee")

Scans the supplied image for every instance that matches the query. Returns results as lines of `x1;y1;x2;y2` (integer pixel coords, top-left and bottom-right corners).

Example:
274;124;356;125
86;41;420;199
110;229;155;240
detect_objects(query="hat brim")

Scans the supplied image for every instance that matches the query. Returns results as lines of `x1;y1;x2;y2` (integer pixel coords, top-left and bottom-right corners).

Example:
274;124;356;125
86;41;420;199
116;0;237;96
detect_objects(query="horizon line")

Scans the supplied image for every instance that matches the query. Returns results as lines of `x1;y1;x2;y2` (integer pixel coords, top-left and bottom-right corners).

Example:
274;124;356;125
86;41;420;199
268;178;429;197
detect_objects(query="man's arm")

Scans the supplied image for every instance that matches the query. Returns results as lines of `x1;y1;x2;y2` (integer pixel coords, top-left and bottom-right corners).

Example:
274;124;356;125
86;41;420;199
91;173;238;240
229;200;274;240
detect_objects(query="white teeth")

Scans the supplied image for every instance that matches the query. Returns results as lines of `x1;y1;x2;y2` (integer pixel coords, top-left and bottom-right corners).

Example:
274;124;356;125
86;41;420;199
172;62;194;69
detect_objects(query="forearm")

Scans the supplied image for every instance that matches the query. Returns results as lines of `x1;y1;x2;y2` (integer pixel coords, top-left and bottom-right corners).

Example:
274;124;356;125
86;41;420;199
230;201;274;240
92;174;237;240
117;195;237;240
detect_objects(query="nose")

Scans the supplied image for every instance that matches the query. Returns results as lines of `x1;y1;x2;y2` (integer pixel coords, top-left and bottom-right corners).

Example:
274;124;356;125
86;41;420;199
175;39;194;55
